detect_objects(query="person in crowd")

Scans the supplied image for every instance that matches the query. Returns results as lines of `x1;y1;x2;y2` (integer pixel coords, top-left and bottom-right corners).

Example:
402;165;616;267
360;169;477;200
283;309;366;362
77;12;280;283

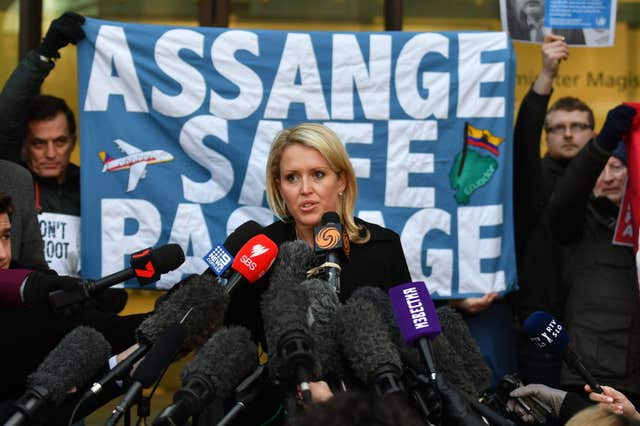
0;192;146;407
511;33;594;387
547;104;639;406
0;192;78;308
508;383;640;425
588;385;640;423
0;12;85;276
222;122;412;424
0;160;47;270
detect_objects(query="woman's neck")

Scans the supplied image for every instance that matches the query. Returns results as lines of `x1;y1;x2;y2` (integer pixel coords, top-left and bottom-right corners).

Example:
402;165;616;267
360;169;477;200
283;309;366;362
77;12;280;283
295;225;314;247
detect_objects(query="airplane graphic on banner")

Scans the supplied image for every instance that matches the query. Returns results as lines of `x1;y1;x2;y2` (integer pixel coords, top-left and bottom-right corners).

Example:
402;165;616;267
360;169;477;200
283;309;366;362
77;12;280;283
99;139;174;192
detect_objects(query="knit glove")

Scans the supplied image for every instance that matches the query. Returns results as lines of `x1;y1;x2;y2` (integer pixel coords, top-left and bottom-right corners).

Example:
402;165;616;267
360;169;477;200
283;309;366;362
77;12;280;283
596;104;636;152
36;12;85;59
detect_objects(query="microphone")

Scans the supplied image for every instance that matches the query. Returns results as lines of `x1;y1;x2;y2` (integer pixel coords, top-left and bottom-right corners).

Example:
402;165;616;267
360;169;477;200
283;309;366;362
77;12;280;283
337;297;404;396
106;325;188;425
313;212;345;295
434;306;491;396
202;220;263;277
82;274;229;402
388;282;441;382
300;278;343;381
210;234;278;294
217;365;269;426
524;311;603;394
350;286;404;347
261;273;319;404
6;327;111;426
152;326;257;426
49;243;185;311
269;240;317;292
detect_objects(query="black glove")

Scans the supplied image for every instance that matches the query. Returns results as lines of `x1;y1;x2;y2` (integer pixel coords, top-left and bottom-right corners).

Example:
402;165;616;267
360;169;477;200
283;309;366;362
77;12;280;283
596;104;637;151
37;11;85;59
22;271;82;309
91;287;129;313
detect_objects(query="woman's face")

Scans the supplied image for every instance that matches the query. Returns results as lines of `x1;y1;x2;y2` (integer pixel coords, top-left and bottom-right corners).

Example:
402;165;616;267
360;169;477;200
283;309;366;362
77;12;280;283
277;143;346;231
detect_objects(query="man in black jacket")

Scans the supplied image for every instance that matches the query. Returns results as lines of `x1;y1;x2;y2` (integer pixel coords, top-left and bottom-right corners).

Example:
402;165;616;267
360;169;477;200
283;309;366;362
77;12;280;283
512;34;599;387
0;12;85;276
548;104;640;406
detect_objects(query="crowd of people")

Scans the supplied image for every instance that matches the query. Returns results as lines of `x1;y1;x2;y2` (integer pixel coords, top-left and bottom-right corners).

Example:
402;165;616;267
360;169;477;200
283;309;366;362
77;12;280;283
0;11;639;426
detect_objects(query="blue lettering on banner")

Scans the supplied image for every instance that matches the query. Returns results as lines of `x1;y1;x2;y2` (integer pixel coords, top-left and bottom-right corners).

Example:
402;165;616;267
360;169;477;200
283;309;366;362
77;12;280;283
78;18;518;296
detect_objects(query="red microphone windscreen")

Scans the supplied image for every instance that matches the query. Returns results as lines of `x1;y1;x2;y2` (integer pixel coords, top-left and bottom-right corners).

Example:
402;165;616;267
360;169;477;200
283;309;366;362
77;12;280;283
231;234;278;283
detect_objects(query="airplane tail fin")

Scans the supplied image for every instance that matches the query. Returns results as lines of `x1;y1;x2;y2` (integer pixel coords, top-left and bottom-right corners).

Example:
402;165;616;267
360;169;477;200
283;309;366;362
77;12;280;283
99;151;113;172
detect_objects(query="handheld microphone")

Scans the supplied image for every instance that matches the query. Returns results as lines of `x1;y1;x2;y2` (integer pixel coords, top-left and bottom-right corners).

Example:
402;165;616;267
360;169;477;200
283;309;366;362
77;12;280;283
524;311;603;394
262;276;319;404
152;326;257;426
388;282;441;381
106;325;188;426
49;244;185;311
337;298;404;396
82;274;229;402
313;212;345;295
6;327;111;426
213;234;278;294
202;220;263;277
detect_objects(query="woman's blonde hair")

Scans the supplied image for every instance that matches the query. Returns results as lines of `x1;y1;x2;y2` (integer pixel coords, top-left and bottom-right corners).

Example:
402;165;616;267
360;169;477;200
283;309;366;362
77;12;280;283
566;405;635;426
265;123;369;243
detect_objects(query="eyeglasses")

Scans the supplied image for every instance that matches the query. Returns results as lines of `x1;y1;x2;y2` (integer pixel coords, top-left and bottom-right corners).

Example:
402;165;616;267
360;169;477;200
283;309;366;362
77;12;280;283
545;122;593;135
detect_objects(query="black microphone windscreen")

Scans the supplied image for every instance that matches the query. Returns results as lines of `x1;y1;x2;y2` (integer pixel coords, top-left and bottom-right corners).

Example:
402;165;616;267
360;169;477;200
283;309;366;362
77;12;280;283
301;278;342;378
152;244;186;274
261;277;310;357
261;274;320;380
27;326;111;407
181;326;257;398
349;286;404;347
321;212;340;224
268;240;317;292
136;274;229;346
433;306;492;396
133;325;187;387
337;298;401;385
223;220;263;255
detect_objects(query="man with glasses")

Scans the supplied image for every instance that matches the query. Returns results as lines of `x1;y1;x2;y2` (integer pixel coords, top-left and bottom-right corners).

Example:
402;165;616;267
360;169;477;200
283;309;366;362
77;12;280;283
512;34;636;390
546;106;640;406
0;13;85;276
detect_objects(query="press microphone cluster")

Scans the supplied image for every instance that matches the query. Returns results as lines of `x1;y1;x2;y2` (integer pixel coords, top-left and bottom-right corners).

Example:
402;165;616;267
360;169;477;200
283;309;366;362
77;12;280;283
204;230;278;294
202;220;263;278
524;311;603;394
6;327;111;426
261;241;322;403
337;297;404;396
153;326;258;425
49;243;185;312
386;281;512;426
81;274;230;406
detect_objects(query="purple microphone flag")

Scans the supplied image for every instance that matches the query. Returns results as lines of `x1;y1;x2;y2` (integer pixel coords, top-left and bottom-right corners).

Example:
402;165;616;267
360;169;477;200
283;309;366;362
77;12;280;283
388;281;441;345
